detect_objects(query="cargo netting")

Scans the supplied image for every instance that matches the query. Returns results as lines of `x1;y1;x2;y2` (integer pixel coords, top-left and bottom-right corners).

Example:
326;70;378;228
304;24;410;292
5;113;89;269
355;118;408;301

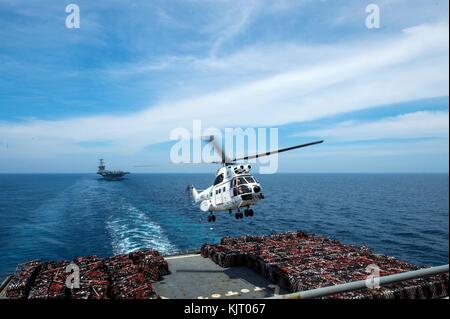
6;249;169;299
201;232;449;299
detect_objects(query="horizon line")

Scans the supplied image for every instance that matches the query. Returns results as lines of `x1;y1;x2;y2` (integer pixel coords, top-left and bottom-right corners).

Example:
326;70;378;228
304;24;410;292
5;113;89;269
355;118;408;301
0;172;448;175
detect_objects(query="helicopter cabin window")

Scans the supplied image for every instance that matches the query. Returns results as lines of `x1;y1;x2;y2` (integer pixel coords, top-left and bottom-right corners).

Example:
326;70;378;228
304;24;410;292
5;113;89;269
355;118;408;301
214;173;224;186
231;178;237;196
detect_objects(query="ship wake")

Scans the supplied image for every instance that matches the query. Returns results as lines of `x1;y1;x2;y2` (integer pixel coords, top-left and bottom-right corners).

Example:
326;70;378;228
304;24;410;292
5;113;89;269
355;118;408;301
106;202;177;255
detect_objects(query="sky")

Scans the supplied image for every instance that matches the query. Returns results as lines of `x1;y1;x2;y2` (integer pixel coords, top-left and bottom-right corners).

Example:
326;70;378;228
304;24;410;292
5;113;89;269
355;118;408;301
0;0;448;173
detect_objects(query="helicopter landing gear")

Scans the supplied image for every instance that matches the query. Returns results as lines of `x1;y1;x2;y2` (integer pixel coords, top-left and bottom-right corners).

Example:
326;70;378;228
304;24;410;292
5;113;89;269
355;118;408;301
208;213;216;222
244;208;254;217
235;212;244;220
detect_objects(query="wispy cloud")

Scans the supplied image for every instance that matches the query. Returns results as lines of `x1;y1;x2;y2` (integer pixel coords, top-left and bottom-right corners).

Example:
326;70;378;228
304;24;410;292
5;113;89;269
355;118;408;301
283;139;449;159
301;111;449;141
208;0;261;56
0;21;448;162
276;139;449;173
0;0;448;173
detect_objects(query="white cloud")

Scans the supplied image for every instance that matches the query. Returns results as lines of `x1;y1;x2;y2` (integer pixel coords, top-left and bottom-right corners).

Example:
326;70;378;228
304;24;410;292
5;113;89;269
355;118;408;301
0;22;448;162
283;139;449;159
276;139;449;173
301;111;449;141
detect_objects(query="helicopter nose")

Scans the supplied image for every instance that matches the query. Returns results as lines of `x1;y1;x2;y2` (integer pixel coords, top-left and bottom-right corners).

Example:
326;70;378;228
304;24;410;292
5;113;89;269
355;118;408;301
253;186;261;193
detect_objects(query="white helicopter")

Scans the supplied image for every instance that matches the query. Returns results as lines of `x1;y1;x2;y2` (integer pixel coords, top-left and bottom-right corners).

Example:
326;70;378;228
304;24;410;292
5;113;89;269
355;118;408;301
188;137;323;222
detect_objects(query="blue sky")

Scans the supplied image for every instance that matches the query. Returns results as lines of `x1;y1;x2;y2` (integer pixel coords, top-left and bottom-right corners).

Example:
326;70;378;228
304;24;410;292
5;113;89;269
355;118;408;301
0;0;448;173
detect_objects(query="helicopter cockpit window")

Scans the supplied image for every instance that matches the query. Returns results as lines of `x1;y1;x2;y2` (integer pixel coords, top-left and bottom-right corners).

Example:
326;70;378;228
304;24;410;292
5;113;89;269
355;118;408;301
244;176;256;183
237;177;247;185
214;173;224;186
237;185;252;195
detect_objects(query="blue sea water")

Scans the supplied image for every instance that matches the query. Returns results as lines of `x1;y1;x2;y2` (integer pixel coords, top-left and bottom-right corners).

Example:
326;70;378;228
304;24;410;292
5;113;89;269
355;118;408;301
0;173;448;279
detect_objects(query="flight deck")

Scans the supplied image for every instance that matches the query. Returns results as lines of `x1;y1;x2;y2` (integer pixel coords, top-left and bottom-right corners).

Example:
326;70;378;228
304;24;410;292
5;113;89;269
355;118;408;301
154;254;284;299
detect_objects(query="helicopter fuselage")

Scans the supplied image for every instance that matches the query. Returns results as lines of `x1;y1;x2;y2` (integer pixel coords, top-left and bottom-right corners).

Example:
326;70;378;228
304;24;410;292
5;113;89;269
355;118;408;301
190;164;264;213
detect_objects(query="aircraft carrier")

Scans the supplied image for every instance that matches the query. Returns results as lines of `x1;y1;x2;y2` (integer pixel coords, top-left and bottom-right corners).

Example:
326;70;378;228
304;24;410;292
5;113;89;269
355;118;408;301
97;159;129;181
1;232;448;299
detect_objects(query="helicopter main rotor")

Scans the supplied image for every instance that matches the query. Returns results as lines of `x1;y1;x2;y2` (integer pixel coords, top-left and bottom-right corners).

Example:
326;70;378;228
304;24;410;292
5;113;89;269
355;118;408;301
205;135;324;166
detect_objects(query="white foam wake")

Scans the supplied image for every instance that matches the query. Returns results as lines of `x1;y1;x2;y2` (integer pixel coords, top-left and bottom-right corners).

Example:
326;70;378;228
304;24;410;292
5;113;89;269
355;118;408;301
106;202;177;255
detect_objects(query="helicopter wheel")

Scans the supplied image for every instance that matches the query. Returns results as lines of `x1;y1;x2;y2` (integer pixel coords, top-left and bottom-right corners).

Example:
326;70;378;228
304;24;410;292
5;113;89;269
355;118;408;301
207;215;212;222
248;209;254;217
235;213;240;220
211;215;216;222
244;210;249;217
239;212;244;219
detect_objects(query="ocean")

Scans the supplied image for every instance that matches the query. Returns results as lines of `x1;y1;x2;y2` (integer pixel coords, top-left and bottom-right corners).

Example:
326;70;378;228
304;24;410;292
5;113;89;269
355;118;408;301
0;173;448;280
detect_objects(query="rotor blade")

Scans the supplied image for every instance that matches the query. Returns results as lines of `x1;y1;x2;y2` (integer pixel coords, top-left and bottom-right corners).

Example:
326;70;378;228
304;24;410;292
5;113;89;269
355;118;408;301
204;135;232;164
172;162;222;165
136;163;220;167
233;140;324;161
133;164;159;168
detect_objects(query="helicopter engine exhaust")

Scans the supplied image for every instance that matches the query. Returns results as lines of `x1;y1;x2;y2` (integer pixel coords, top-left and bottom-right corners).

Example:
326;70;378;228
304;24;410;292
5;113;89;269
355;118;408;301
233;164;252;175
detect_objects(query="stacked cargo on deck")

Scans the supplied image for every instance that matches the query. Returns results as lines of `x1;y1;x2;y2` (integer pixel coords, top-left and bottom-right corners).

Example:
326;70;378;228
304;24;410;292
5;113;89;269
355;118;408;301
129;249;170;281
105;254;155;299
201;232;449;299
5;249;169;299
5;261;42;299
72;256;109;299
28;261;70;299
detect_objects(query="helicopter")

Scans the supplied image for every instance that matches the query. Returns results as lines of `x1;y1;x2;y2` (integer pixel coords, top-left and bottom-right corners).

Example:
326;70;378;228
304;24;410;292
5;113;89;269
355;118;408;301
188;137;323;222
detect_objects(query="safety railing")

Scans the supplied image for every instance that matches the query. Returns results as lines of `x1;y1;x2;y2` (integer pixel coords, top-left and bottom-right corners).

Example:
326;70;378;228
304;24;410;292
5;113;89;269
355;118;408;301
268;264;449;299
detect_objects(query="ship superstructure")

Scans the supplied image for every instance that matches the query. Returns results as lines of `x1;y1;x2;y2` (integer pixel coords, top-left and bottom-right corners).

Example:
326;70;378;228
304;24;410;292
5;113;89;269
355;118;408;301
97;159;129;181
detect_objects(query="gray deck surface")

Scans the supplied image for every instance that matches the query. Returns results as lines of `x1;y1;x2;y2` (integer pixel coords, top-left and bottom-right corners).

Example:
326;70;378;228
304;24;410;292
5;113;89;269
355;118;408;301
153;254;285;299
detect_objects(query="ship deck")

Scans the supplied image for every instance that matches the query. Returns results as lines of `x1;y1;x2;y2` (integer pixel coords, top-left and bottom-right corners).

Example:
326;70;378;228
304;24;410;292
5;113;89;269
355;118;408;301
1;232;447;299
153;254;284;299
0;254;284;299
